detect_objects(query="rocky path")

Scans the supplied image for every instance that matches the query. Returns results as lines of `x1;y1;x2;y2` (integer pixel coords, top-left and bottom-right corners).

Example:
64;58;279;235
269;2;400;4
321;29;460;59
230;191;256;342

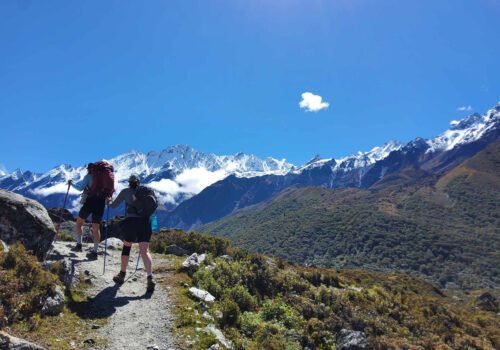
49;241;178;350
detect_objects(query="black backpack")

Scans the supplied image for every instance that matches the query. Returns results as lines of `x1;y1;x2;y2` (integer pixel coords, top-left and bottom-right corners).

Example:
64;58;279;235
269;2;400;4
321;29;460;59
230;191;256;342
132;186;158;217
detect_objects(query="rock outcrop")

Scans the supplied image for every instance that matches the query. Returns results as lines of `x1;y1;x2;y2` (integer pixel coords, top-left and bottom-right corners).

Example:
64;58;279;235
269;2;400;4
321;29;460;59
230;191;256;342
100;215;126;240
0;239;8;253
166;244;189;256
41;286;65;316
476;292;499;312
182;253;206;273
0;190;56;260
47;208;75;223
335;329;371;350
0;331;47;350
99;237;123;250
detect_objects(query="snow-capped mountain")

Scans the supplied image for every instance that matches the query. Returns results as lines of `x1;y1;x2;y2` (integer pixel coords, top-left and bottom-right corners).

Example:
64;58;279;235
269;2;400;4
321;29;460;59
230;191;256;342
1;103;499;221
295;104;500;175
0;146;293;212
164;103;500;229
294;140;403;174
427;105;499;153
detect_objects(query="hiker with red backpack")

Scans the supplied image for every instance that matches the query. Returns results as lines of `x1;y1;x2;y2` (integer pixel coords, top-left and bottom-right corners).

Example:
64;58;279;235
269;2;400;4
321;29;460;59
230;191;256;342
108;174;158;293
68;161;115;259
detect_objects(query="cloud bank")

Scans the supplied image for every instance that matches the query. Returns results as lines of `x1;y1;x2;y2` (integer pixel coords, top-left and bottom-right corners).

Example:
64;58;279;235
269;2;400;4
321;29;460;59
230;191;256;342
299;92;330;112
148;167;227;204
30;183;80;197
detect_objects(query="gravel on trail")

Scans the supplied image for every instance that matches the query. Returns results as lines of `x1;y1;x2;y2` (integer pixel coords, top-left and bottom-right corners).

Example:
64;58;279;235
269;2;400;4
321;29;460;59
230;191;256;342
49;241;179;350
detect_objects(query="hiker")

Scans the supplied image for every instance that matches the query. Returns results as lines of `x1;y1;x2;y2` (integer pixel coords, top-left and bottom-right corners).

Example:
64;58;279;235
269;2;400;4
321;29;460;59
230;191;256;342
108;174;156;293
68;161;115;259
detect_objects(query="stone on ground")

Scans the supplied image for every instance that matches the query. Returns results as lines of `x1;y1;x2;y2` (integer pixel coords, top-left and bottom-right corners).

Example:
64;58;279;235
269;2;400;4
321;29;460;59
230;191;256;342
189;287;215;303
182;253;206;273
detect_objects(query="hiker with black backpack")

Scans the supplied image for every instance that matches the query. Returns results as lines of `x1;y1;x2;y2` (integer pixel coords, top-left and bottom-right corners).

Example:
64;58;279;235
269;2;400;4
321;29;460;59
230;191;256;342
68;161;115;259
108;174;157;293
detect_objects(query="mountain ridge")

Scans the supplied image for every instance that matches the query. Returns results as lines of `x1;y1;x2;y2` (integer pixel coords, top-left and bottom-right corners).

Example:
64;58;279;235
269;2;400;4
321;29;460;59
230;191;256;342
1;104;498;220
164;104;500;229
202;140;500;290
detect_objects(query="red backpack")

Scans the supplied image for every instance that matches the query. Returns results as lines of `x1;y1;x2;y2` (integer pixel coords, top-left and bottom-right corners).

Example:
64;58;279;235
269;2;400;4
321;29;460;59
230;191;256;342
88;161;115;199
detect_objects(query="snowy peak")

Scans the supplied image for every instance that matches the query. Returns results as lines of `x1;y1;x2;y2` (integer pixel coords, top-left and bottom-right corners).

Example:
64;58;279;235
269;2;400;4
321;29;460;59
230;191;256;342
0;146;294;210
426;105;499;153
449;113;483;130
332;140;403;172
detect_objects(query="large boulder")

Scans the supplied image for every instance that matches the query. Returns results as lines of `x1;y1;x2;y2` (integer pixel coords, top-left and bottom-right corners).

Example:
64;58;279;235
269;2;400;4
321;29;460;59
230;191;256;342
0;190;56;260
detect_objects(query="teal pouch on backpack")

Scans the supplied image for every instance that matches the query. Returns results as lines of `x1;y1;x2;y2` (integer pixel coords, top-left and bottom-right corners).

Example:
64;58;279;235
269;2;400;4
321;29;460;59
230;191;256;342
150;213;159;233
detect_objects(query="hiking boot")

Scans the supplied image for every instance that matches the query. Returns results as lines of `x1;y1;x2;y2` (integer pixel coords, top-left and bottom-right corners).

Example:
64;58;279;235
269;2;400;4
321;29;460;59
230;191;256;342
113;271;126;284
146;276;156;293
86;250;98;260
70;243;83;252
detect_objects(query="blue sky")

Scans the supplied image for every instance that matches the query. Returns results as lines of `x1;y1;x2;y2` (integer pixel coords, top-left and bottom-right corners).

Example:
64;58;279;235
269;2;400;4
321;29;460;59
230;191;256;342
1;0;499;172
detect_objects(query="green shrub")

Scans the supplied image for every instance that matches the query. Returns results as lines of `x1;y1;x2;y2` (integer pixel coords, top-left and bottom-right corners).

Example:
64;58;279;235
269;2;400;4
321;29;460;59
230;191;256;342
239;312;262;336
254;322;299;350
261;300;299;328
212;260;242;287
193;269;223;299
230;285;256;312
0;244;60;324
218;298;240;328
150;229;230;256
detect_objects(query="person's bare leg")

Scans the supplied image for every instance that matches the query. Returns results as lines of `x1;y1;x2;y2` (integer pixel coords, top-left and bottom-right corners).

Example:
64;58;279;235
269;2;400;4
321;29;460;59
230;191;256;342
72;217;84;250
139;242;153;275
91;222;101;252
140;242;155;292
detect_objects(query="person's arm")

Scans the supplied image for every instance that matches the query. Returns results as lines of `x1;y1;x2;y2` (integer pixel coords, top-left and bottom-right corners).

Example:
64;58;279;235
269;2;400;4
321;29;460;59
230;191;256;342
68;174;90;192
109;189;126;209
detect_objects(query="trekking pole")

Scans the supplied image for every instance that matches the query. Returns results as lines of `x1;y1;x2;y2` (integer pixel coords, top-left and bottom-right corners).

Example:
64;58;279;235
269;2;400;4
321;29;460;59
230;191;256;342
135;251;141;272
103;205;110;275
54;182;71;242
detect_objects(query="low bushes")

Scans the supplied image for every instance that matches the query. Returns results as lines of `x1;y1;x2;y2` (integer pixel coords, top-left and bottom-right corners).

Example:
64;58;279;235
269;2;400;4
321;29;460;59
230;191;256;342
0;244;61;326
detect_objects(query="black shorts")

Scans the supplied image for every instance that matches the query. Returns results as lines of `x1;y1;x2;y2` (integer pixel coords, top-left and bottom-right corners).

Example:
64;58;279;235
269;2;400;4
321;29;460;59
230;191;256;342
121;217;152;243
78;196;105;223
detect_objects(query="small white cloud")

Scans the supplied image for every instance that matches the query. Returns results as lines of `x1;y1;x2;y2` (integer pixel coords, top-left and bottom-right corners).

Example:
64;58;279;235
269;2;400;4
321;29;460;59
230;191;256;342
299;92;330;112
457;105;472;112
0;164;7;176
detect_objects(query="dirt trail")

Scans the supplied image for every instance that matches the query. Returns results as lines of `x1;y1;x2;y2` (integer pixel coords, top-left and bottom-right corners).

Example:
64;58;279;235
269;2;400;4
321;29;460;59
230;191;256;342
49;241;178;350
